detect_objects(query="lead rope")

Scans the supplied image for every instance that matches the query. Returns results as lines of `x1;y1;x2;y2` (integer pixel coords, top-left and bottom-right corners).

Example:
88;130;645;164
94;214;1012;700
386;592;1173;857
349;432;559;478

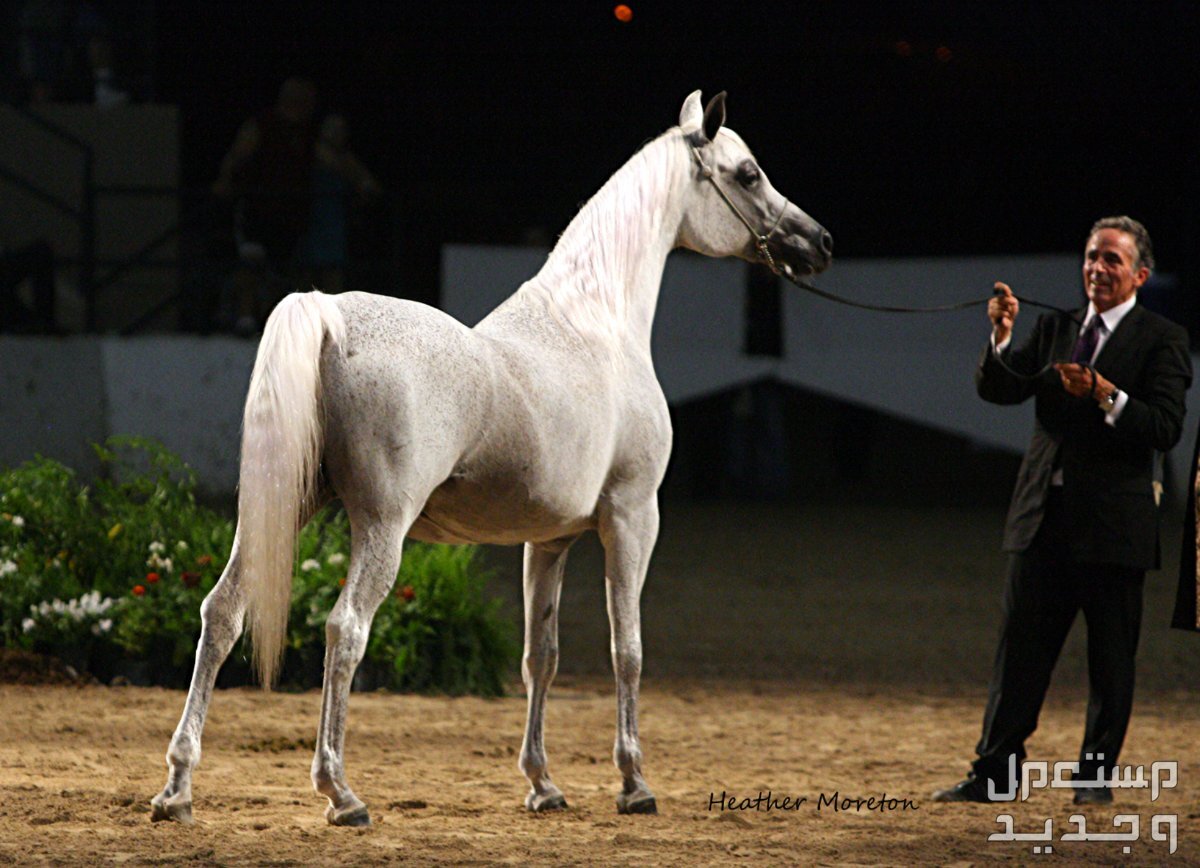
689;143;1087;386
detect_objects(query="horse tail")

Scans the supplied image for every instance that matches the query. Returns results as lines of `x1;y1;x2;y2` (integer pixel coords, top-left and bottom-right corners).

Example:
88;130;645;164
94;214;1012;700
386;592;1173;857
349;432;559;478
239;290;346;689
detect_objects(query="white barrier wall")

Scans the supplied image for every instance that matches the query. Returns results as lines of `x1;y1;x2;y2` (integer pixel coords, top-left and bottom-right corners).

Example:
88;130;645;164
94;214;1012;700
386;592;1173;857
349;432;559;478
0;337;108;476
778;254;1085;453
441;245;1085;447
100;338;255;490
0;249;1195;499
442;245;1199;498
0;337;254;492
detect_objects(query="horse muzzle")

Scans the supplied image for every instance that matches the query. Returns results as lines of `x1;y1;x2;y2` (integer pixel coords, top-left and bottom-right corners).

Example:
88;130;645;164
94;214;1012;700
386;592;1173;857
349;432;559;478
772;222;833;278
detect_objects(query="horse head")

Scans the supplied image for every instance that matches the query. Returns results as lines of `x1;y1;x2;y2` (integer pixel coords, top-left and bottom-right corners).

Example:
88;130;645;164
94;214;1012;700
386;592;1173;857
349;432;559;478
676;90;833;280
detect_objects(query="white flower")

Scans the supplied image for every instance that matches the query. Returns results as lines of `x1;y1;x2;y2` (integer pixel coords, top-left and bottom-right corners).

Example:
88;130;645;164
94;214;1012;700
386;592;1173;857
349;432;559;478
175;540;189;551
77;591;107;616
0;560;17;577
327;553;346;566
91;618;113;636
146;553;173;572
148;541;166;554
21;618;35;633
300;558;321;572
11;516;24;528
51;599;65;614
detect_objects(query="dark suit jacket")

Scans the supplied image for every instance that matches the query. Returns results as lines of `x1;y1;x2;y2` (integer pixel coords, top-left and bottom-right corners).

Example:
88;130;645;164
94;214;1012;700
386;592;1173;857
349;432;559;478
1173;428;1200;630
976;303;1191;570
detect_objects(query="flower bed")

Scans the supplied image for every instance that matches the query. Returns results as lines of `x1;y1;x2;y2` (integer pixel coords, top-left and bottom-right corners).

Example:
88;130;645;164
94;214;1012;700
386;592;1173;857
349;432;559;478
0;438;518;695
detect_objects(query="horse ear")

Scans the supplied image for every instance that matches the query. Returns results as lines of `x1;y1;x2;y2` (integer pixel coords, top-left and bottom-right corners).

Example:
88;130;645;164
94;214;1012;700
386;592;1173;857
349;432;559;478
679;90;704;134
702;91;726;142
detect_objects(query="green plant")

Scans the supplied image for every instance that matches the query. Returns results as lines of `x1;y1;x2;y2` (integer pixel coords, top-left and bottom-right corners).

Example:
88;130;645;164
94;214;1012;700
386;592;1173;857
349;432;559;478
366;542;518;696
284;507;519;696
0;439;519;694
0;457;93;647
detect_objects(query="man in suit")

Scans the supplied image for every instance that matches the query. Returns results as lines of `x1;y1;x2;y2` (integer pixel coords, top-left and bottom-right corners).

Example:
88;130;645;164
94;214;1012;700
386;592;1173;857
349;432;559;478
933;216;1191;805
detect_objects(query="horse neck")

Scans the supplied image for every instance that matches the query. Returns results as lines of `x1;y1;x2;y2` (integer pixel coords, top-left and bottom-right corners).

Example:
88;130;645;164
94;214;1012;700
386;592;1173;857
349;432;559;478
530;133;687;352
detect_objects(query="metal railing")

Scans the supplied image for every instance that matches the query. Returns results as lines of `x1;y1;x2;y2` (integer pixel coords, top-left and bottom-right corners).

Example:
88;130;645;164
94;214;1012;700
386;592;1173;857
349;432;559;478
0;103;97;328
1;110;397;334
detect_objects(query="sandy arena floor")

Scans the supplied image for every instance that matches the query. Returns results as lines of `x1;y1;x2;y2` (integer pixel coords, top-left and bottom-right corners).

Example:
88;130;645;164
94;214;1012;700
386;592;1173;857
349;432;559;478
1;501;1197;865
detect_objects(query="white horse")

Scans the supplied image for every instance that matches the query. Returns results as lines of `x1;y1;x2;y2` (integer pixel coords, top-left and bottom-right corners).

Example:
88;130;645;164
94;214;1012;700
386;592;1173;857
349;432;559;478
151;90;832;826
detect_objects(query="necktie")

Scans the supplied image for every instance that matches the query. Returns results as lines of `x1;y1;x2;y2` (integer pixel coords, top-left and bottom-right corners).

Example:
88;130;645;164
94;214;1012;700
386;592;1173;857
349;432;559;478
1071;317;1104;364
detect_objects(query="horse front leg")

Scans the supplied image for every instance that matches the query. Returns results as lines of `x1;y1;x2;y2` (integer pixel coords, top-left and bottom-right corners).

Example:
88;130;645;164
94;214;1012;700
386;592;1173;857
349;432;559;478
151;540;247;823
518;539;573;811
311;517;407;826
599;498;659;814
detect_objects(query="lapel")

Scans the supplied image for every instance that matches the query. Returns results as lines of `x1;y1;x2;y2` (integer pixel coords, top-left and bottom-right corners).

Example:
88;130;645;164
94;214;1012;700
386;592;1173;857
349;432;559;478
1094;303;1145;374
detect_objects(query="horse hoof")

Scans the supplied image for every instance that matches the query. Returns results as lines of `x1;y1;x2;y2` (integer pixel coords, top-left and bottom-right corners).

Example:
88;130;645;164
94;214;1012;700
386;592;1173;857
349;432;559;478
525;790;568;812
150;793;194;824
616;793;657;815
326;803;372;827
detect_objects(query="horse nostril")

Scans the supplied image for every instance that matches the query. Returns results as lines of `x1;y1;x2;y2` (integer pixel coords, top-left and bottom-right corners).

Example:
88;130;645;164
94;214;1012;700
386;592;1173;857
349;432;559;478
820;231;834;256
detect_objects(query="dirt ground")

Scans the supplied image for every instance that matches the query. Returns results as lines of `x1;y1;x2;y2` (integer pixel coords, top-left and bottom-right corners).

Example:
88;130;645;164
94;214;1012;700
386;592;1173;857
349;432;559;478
1;500;1198;865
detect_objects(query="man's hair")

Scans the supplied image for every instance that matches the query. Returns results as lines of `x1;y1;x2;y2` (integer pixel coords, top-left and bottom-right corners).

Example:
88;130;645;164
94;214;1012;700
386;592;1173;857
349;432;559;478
1089;215;1155;272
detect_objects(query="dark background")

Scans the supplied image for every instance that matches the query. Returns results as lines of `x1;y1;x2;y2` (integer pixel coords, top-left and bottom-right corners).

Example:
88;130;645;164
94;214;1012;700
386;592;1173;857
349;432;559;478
11;0;1192;308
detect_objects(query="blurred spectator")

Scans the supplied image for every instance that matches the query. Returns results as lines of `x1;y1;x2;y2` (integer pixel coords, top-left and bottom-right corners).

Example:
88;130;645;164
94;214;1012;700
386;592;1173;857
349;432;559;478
0;238;57;333
302;113;381;293
81;32;129;107
212;77;318;333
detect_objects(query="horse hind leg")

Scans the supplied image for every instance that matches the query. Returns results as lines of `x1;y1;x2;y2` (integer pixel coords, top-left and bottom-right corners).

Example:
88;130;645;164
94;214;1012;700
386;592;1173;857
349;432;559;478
151;541;248;823
518;539;573;811
311;512;409;826
600;499;659;815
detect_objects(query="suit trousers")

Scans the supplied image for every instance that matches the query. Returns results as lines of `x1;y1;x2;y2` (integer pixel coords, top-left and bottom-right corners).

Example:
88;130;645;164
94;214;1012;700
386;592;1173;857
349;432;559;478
972;488;1145;783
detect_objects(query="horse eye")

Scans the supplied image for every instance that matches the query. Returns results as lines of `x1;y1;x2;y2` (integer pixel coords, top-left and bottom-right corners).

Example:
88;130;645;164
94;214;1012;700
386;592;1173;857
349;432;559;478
736;161;760;186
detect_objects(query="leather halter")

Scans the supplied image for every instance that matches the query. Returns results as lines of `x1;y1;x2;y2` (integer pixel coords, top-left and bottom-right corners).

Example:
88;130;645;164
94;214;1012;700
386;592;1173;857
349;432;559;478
689;143;789;275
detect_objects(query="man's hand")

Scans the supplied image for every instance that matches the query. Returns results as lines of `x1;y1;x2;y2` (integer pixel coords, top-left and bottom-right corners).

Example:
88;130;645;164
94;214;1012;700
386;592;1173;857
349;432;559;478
1053;362;1117;404
989;282;1019;345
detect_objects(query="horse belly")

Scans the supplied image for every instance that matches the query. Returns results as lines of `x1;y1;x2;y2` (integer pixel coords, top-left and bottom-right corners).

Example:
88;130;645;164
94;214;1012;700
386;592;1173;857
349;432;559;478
412;471;598;546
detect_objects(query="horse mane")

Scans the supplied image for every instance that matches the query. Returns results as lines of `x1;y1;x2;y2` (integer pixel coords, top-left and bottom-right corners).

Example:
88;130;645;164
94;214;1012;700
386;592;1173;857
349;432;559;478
519;127;691;344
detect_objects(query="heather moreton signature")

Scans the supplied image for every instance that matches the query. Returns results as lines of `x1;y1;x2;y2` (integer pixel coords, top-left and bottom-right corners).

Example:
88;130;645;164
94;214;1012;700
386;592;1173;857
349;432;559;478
708;790;919;813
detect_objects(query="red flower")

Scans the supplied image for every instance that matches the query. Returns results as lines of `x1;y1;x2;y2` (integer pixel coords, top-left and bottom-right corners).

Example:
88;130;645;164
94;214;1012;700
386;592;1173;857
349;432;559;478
338;577;347;587
398;585;415;602
146;572;160;584
196;554;213;567
181;571;201;589
132;584;146;597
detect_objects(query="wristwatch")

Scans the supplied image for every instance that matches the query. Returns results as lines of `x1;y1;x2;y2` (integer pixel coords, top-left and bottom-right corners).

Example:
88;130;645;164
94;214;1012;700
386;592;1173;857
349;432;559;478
1099;389;1120;413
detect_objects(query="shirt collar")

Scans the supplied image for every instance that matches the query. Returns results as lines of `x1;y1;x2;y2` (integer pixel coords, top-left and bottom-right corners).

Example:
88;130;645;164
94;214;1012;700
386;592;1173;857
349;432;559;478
1085;294;1137;334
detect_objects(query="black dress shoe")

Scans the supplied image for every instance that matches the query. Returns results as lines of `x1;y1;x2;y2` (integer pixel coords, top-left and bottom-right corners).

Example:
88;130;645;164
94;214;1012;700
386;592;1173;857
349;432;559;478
931;776;997;803
1072;785;1113;806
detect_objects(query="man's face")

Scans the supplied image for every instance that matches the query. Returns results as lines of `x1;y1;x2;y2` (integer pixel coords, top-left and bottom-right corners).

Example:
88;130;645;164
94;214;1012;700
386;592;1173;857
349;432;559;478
1082;228;1149;313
